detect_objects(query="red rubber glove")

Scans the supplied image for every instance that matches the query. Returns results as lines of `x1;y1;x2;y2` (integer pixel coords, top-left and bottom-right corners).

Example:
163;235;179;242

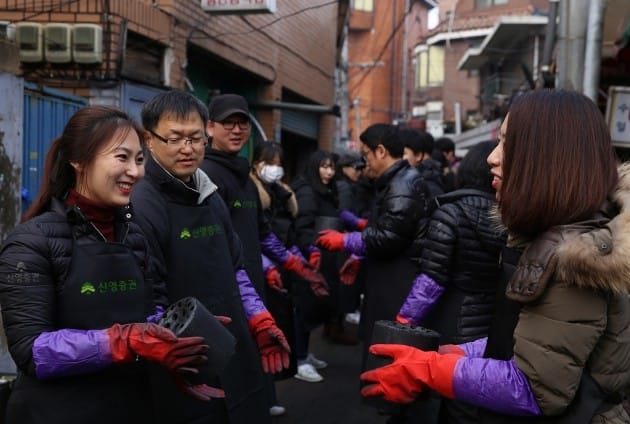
282;254;330;297
265;266;284;292
108;323;208;371
248;311;291;374
356;219;368;231
339;255;361;285
171;368;225;402
438;344;465;356
308;250;322;271
315;230;345;251
395;314;411;326
360;344;460;403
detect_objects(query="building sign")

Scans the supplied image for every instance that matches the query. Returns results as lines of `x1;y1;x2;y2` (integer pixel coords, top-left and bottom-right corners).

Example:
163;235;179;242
606;86;630;147
200;0;276;14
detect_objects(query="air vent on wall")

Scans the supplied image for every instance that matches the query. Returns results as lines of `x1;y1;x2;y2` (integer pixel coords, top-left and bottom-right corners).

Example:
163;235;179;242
72;24;102;64
45;23;72;63
16;22;43;62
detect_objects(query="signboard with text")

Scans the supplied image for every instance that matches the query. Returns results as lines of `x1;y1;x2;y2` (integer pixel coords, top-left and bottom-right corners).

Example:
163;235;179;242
606;86;630;147
200;0;276;14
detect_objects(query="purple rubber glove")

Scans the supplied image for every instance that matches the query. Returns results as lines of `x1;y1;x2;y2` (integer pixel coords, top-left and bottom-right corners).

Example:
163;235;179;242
146;305;165;324
453;357;541;415
288;245;307;262
339;210;368;231
235;268;267;321
343;231;367;256
396;274;445;326
260;232;291;264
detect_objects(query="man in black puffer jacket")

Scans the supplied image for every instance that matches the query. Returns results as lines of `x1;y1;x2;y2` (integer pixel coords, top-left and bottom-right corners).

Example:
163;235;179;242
316;124;431;367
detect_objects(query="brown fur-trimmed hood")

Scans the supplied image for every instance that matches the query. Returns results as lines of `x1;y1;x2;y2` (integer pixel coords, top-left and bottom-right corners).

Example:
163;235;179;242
507;163;630;302
250;173;298;218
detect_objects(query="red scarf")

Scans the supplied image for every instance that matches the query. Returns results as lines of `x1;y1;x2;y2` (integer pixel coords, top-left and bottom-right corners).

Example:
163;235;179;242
65;189;116;242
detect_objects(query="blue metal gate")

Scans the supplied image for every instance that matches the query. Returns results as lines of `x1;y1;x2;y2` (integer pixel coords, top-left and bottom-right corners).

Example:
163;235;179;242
22;83;88;212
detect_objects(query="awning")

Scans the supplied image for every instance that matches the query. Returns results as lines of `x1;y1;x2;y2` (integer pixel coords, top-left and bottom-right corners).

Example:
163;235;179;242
458;15;548;70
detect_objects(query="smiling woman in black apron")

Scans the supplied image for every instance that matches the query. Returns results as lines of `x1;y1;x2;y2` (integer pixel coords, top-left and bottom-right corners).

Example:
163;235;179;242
0;106;211;424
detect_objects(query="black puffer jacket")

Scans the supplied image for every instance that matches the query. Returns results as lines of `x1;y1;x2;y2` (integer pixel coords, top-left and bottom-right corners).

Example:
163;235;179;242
420;188;506;344
360;160;430;367
362;160;429;262
416;158;444;202
0;199;162;374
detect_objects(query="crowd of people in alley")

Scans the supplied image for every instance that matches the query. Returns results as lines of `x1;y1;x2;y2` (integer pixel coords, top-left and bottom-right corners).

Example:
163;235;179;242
1;88;629;424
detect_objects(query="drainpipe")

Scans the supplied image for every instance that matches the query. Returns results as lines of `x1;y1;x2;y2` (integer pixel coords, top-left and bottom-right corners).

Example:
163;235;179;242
401;0;410;120
390;0;398;123
583;0;607;101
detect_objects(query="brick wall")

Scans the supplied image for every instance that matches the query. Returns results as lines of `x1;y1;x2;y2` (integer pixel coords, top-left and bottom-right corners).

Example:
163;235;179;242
0;0;341;148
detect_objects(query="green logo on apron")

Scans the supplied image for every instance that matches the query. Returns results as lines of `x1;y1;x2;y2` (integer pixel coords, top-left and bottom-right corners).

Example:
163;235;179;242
178;224;224;240
80;282;96;295
80;280;138;295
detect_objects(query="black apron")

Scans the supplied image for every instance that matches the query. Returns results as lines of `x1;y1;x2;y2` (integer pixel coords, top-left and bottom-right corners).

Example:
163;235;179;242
360;254;420;371
6;234;153;424
151;201;269;424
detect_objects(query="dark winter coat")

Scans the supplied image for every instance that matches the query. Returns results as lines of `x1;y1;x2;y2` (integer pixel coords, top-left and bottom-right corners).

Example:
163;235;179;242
291;175;343;324
481;164;630;424
0;199;163;424
336;174;373;219
251;174;298;247
200;148;269;296
131;155;268;424
360;160;430;367
416;158;444;202
420;188;506;344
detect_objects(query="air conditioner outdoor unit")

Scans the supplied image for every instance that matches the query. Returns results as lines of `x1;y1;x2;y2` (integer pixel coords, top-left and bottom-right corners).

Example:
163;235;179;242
16;22;43;62
45;23;72;63
0;21;16;41
72;24;102;64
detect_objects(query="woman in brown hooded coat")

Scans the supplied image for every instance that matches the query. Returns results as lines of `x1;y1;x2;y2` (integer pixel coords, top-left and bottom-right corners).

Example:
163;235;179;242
361;89;630;423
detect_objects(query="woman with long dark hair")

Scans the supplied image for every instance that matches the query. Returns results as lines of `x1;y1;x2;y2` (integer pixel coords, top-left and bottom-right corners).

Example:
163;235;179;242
291;150;353;382
0;106;210;424
361;90;630;423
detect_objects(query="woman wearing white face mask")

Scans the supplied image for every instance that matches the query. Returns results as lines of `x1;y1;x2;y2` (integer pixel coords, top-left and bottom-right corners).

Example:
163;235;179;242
258;163;285;184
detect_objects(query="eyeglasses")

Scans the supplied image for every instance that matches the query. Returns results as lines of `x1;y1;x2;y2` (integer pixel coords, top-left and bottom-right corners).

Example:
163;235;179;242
220;119;251;131
148;129;206;147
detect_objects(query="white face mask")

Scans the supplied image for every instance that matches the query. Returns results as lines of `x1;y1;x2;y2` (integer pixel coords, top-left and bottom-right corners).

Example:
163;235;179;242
258;164;284;183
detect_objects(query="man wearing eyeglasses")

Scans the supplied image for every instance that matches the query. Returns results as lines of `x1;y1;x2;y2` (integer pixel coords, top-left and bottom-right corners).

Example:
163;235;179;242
131;90;289;424
201;94;329;417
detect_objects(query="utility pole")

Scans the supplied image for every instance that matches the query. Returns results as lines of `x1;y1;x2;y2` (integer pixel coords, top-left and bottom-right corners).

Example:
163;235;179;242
584;0;607;101
556;0;590;90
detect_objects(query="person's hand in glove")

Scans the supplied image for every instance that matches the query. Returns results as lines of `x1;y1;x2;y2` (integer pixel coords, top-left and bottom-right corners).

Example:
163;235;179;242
396;274;445;327
108;323;208;371
171;368;226;402
248;311;291;373
339;254;362;285
308;249;321;271
282;254;329;297
339;209;368;231
360;343;543;416
265;265;285;292
360;344;459;403
316;230;346;251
